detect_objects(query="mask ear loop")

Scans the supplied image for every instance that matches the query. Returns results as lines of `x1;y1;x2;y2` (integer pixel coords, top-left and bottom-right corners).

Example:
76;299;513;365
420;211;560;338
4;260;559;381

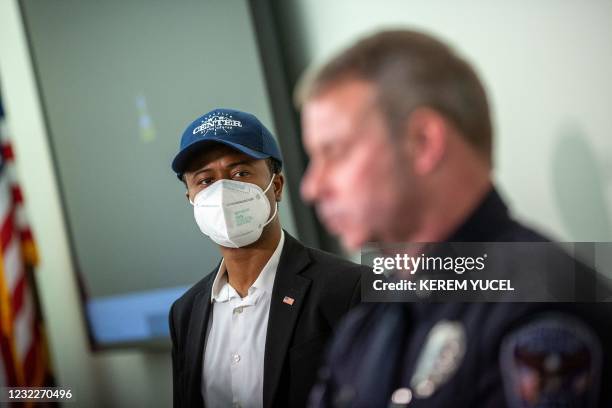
262;174;275;194
261;174;278;227
262;201;278;227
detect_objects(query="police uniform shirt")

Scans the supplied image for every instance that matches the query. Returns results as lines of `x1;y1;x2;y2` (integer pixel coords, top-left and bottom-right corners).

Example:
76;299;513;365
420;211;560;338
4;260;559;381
310;188;612;408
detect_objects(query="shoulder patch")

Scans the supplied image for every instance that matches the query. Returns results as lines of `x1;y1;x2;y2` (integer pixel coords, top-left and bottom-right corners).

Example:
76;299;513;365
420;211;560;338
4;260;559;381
500;314;602;407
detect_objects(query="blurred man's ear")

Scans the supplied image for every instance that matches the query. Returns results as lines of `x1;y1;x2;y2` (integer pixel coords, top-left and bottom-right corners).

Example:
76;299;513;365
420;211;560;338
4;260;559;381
404;107;448;175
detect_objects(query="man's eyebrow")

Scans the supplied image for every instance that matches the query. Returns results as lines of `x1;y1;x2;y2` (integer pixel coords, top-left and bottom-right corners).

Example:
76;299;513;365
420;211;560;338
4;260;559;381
187;159;255;181
225;159;255;168
187;168;209;182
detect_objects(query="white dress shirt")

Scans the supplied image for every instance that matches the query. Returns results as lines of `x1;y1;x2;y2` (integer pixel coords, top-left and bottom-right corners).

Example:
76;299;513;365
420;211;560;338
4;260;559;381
202;231;285;408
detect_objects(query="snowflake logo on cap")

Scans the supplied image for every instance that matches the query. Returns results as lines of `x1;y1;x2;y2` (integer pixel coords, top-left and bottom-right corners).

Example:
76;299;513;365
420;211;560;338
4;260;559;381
192;112;242;136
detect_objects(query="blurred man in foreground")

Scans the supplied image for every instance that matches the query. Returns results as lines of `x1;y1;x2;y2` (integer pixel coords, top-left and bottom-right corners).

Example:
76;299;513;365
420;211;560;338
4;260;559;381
168;108;363;408
298;30;612;407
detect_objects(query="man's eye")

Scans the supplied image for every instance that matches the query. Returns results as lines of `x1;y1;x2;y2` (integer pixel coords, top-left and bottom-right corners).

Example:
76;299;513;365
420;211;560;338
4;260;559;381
233;170;249;178
198;178;214;185
323;143;346;161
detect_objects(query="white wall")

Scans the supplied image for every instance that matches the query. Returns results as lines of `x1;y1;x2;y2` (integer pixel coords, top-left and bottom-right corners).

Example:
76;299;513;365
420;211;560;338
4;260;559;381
0;1;171;406
276;0;612;242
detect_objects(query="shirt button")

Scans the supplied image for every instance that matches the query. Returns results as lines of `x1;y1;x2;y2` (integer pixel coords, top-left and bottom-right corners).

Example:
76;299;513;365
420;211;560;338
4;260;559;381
232;353;241;365
234;307;243;315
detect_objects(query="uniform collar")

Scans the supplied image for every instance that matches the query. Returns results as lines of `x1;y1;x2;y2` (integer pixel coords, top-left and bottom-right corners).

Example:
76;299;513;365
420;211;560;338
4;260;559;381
210;230;285;303
445;186;514;242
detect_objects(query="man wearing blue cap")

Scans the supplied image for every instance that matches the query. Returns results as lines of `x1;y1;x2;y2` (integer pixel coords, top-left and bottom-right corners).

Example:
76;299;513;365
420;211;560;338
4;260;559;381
168;108;365;408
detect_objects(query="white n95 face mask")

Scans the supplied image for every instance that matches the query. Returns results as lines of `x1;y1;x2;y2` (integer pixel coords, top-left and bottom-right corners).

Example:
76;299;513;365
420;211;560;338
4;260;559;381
190;176;278;248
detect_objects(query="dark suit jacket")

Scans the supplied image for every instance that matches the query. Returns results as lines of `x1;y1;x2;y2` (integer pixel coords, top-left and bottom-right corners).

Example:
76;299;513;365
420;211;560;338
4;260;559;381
169;231;365;408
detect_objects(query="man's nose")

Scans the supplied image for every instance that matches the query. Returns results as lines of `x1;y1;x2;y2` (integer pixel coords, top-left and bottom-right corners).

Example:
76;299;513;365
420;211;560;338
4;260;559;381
301;163;321;203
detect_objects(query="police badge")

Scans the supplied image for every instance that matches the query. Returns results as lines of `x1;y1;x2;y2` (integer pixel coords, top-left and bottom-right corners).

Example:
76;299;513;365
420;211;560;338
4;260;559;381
410;320;467;399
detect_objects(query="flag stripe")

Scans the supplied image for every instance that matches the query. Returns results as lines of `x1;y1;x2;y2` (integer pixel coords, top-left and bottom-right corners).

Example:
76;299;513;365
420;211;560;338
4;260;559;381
1;206;16;251
11;184;23;204
11;274;26;317
1;143;14;161
0;176;10;222
3;236;21;293
14;290;34;360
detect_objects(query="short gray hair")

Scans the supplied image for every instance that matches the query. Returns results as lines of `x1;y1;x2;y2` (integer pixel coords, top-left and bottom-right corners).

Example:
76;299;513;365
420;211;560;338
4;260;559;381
295;30;493;162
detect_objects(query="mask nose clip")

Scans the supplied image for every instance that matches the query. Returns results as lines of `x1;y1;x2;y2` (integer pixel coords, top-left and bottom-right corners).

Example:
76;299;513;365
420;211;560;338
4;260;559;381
190;174;275;206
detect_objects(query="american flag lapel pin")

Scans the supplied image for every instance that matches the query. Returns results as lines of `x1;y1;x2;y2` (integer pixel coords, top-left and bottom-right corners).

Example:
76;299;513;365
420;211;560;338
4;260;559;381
283;296;295;306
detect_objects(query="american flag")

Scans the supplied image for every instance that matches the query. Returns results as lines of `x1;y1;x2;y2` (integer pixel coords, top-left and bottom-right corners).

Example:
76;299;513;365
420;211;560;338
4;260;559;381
0;99;54;400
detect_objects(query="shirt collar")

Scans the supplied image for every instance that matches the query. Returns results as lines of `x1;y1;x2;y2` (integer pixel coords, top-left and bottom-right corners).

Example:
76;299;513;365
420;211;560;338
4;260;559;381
445;187;513;242
210;230;285;303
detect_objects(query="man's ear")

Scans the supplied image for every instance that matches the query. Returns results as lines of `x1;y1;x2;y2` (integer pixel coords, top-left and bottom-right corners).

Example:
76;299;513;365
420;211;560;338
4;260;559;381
273;173;284;202
403;107;448;175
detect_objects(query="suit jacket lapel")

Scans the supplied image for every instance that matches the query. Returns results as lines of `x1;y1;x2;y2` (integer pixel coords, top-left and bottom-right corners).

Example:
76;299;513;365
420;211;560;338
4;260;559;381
263;232;312;408
185;274;214;407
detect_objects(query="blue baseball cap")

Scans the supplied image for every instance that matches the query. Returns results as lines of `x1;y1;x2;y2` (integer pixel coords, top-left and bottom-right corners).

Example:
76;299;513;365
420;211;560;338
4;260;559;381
171;108;283;178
